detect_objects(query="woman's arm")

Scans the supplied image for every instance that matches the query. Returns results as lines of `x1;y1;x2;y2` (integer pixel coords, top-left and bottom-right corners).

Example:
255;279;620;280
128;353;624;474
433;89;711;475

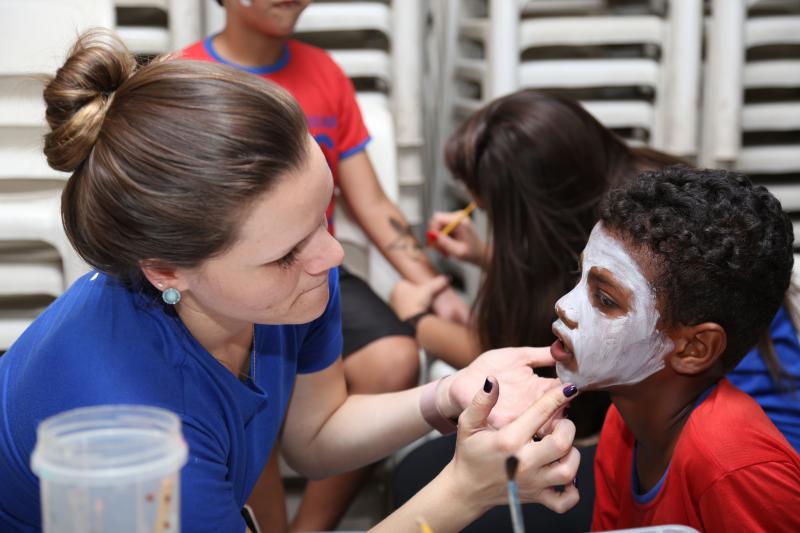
371;379;581;533
280;347;562;478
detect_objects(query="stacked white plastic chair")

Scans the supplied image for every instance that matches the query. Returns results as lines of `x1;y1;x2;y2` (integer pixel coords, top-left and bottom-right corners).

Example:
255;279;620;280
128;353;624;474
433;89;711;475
116;0;202;54
0;0;110;349
441;0;702;154
701;0;800;242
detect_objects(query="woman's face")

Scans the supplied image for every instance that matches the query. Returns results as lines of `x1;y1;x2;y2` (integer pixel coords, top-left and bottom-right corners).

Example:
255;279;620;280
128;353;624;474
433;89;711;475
177;136;344;326
550;223;673;390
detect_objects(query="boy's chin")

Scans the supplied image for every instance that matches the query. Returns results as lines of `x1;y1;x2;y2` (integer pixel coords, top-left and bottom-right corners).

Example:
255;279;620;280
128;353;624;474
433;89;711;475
555;363;591;390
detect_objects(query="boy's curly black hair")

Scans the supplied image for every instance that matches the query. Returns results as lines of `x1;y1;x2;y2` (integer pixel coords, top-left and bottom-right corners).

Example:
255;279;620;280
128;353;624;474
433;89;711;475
601;165;794;371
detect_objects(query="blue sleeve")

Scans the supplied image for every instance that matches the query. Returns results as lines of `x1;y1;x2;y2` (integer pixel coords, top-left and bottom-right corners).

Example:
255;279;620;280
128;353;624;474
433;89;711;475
179;416;247;533
728;306;800;451
296;268;343;374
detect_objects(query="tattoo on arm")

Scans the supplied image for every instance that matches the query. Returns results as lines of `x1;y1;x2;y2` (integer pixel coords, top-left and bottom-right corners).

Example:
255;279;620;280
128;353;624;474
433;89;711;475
387;217;424;261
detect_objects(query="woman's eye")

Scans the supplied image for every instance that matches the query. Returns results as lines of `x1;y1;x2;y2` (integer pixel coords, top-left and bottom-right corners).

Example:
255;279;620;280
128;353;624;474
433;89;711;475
276;249;298;269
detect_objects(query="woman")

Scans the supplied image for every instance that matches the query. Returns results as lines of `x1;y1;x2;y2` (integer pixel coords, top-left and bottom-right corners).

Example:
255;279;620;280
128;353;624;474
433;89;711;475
393;90;684;438
0;32;580;532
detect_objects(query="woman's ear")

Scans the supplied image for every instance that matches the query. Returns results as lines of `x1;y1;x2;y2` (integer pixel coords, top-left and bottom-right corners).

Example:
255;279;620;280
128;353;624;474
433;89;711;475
139;259;183;292
666;322;727;375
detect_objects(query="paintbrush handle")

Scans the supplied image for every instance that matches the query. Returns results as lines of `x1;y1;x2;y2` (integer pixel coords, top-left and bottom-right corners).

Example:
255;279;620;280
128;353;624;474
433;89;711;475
439;202;477;237
508;480;526;533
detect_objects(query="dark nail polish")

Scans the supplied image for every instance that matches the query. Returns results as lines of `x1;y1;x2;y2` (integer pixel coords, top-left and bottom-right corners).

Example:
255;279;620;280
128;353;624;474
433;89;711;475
572;477;579;488
483;378;493;393
563;384;578;398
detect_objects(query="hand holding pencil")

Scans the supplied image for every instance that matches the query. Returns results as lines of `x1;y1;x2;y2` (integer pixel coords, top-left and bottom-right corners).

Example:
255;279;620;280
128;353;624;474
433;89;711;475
426;203;489;267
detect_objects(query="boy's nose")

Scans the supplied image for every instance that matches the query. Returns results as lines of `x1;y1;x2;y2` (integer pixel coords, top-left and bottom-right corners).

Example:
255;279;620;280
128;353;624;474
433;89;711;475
554;303;578;330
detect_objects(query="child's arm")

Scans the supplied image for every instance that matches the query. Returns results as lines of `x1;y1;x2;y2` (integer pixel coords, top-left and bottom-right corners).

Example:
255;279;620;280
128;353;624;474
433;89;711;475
337;152;471;324
389;277;482;368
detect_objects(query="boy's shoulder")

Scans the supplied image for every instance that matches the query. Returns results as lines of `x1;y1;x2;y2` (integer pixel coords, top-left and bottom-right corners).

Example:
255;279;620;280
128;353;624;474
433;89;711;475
675;379;800;486
284;39;347;77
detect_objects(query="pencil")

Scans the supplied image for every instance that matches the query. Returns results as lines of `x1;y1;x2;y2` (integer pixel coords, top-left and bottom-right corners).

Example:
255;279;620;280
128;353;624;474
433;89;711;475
417;517;434;533
426;201;477;246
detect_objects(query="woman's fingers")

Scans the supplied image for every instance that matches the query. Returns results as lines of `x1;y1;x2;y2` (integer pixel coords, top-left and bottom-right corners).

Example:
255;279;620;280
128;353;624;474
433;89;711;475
429;211;462;232
519;346;558;368
529;445;581;488
500;384;578;447
536;483;581;514
457;376;500;437
518;418;576;468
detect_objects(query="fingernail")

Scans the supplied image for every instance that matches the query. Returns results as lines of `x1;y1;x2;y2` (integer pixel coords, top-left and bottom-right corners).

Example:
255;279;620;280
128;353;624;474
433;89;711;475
572;477;578;488
425;230;438;246
483;378;493;393
563;384;578;398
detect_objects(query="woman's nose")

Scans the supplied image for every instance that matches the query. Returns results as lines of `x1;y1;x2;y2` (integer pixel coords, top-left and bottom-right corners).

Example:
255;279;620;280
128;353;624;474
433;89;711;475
305;230;344;275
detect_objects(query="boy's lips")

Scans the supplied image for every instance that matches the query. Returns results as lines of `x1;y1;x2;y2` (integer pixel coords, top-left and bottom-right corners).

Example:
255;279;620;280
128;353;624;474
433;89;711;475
550;339;574;363
550;325;575;363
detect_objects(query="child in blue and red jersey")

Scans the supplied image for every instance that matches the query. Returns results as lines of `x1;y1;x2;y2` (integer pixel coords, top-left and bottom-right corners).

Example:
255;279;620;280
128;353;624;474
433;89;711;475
550;166;800;531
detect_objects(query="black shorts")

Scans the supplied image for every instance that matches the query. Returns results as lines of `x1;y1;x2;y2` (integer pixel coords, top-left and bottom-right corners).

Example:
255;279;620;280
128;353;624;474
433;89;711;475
340;266;414;356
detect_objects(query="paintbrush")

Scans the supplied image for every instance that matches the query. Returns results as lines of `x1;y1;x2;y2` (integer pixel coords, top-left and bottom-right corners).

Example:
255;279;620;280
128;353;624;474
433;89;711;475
506;455;526;533
426;201;477;246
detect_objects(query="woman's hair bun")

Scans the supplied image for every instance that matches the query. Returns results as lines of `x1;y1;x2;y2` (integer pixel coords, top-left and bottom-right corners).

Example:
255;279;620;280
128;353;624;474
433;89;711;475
43;29;136;172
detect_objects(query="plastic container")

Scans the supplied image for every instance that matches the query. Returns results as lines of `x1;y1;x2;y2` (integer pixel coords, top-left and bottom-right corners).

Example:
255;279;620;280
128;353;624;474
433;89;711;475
31;405;188;533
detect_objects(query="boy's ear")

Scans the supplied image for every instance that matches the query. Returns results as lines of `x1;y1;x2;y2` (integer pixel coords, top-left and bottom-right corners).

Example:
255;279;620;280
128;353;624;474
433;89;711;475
666;322;727;375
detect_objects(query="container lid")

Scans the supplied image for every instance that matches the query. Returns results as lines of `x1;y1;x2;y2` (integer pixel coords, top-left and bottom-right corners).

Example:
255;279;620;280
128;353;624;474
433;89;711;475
31;404;188;485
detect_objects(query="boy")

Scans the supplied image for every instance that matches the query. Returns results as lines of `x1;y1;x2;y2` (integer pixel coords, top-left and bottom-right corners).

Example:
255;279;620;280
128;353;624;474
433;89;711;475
549;166;800;530
181;1;469;530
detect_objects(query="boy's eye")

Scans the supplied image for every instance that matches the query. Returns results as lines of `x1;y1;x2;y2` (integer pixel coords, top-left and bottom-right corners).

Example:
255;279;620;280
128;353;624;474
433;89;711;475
596;291;617;309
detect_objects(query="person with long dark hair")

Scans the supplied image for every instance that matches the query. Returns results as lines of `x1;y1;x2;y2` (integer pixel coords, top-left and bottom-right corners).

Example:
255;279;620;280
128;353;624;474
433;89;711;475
393;90;684;438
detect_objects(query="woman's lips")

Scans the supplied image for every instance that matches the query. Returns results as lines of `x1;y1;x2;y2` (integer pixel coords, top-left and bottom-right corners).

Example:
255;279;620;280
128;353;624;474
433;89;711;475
549;338;573;363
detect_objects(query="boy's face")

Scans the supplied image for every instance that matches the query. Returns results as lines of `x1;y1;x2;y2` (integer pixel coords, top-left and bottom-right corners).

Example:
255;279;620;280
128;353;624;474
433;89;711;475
230;0;312;38
551;223;673;390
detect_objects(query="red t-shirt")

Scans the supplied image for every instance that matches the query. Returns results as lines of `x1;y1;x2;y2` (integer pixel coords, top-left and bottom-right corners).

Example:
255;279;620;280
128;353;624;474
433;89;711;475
592;379;800;532
181;37;371;234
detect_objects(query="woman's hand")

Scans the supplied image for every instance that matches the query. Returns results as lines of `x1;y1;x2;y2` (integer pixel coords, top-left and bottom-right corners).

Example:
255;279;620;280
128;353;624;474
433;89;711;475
428;211;490;268
439;347;562;428
369;377;579;533
390;276;450;320
448;377;580;514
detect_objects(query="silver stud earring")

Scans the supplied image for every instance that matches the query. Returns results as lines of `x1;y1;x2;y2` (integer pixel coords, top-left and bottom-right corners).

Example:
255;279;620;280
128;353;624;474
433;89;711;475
162;287;181;305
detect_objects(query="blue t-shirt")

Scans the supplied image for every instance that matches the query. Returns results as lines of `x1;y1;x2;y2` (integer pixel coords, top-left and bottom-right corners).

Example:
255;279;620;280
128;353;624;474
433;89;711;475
0;269;343;532
728;306;800;451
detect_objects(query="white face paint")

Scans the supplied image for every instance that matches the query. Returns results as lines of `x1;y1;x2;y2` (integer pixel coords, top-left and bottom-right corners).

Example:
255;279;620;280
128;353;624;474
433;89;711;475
551;223;673;389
